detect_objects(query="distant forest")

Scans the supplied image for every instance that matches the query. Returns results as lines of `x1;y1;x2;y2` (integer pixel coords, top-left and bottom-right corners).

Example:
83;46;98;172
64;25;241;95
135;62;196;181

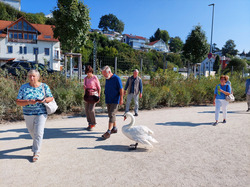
0;1;55;25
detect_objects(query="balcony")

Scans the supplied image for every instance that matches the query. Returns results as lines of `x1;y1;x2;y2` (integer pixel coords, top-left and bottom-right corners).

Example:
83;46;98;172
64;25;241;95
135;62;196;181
8;38;37;44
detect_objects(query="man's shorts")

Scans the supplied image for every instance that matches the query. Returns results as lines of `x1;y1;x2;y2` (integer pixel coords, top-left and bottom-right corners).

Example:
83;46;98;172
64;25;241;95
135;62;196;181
107;104;118;123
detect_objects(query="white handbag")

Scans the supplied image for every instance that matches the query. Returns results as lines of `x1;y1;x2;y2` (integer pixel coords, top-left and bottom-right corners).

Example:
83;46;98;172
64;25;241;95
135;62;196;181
42;84;58;114
226;94;235;102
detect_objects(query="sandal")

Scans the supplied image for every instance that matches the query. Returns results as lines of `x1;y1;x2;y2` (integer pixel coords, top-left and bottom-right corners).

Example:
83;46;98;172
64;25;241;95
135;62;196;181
33;153;40;162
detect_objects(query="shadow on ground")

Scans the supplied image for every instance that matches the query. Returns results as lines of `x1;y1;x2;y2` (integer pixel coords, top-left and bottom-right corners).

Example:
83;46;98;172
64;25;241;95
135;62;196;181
156;121;212;127
0;127;102;141
0;146;32;162
198;110;248;114
78;145;148;152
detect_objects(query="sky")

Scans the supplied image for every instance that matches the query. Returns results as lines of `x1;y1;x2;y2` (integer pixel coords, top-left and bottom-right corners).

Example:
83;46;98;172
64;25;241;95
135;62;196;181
21;0;250;53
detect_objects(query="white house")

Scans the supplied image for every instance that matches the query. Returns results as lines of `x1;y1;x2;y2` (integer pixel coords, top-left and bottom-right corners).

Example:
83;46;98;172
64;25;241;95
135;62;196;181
123;34;149;50
199;55;230;75
239;51;250;60
0;0;21;11
0;17;61;70
103;30;123;41
146;39;169;52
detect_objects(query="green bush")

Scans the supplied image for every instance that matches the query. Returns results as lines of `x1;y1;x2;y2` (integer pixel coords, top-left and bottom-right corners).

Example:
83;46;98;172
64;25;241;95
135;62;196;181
0;68;247;122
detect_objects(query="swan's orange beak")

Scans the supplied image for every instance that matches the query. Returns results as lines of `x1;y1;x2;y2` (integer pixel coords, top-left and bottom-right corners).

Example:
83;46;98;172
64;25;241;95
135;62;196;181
124;116;127;121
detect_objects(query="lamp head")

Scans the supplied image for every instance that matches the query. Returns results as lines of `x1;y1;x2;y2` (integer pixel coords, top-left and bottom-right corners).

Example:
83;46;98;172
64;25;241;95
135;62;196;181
208;3;214;6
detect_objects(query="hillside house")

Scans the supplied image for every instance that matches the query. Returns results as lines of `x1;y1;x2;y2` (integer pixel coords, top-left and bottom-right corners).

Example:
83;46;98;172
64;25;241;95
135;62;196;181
123;34;149;50
0;17;61;70
146;39;169;52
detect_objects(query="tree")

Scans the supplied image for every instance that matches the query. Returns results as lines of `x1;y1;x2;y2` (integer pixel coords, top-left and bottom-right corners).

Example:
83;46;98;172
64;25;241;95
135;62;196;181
166;53;183;68
98;14;124;33
160;30;170;44
212;43;220;53
52;0;90;52
224;58;247;73
213;55;221;74
169;37;183;53
150;28;170;44
182;25;210;64
222;39;238;56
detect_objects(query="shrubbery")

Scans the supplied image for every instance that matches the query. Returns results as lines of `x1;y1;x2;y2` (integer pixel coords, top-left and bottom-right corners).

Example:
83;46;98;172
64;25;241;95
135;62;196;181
0;68;247;122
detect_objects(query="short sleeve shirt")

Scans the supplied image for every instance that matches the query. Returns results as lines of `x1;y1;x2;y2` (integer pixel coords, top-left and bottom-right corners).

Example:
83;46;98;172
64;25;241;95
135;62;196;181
104;74;123;104
214;84;231;100
17;83;53;115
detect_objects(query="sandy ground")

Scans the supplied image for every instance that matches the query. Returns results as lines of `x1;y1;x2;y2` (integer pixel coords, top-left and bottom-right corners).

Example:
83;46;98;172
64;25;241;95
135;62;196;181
0;102;249;187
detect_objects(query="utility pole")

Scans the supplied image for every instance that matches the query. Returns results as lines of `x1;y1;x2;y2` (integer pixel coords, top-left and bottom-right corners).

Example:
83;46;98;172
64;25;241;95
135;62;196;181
209;3;215;53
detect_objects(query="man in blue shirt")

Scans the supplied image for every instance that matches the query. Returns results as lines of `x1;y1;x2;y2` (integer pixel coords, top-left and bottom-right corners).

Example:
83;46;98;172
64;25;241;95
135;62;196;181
101;66;123;139
124;69;143;116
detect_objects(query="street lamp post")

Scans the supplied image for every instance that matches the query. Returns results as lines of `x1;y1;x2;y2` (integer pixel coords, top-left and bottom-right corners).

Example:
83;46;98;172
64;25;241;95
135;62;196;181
209;3;215;53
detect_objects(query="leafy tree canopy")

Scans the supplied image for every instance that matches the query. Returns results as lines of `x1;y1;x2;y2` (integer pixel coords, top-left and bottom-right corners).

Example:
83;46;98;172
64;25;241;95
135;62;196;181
169;37;183;53
213;55;221;73
98;14;124;33
224;58;247;73
53;0;90;52
222;39;238;57
0;1;54;24
166;53;183;68
150;28;170;44
183;25;209;64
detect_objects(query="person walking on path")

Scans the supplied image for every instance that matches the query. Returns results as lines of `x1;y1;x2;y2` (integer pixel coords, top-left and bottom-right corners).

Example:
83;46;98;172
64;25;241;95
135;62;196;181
225;75;233;94
16;69;54;162
124;69;143;116
83;65;101;131
101;66;123;139
246;78;250;112
213;75;231;126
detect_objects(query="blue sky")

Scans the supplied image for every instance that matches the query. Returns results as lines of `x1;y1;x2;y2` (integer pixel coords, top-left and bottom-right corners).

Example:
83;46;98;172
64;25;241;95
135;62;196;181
21;0;250;53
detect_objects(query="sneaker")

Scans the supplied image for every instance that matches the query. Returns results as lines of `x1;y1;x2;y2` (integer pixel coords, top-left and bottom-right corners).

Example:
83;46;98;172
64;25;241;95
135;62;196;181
247;109;250;112
86;125;95;131
102;131;110;139
134;113;138;116
223;120;226;123
111;128;117;134
213;122;218;126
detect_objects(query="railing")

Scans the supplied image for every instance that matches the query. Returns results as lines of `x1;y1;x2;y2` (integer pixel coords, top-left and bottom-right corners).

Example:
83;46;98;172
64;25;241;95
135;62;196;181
8;38;37;44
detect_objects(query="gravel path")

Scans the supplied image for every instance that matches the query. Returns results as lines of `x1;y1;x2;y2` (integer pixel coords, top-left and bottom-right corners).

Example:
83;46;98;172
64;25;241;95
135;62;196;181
0;102;249;187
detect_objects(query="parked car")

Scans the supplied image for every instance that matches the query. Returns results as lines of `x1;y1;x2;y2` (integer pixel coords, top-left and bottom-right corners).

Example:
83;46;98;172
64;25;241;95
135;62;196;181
1;61;59;76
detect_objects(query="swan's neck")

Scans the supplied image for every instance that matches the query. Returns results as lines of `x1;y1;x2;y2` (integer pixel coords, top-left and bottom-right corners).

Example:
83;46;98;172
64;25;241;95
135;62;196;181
128;114;135;128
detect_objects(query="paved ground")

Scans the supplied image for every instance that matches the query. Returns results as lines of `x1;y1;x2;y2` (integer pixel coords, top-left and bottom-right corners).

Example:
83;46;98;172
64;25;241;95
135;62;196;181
0;102;249;187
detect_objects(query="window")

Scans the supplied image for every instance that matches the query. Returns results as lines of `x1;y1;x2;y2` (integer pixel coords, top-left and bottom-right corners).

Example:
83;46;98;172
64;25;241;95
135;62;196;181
19;46;23;54
13;24;17;30
28;34;33;40
24;33;27;39
44;48;49;56
23;21;28;31
18;21;22;30
14;33;18;39
28;25;34;31
24;47;27;54
7;46;13;53
33;34;37;40
18;33;23;39
33;48;39;55
9;32;13;39
44;35;51;39
54;50;59;59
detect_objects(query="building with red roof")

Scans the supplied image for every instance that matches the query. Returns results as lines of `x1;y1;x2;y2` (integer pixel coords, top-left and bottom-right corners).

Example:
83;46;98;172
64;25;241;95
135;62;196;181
0;17;61;70
146;39;169;52
122;34;149;50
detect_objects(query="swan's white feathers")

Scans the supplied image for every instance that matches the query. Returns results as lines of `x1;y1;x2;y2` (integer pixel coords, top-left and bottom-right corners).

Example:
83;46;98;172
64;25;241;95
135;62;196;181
122;112;158;147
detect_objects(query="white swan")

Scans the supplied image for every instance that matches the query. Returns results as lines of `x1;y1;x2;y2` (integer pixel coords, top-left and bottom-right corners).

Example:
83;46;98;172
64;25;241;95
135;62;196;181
122;112;158;150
